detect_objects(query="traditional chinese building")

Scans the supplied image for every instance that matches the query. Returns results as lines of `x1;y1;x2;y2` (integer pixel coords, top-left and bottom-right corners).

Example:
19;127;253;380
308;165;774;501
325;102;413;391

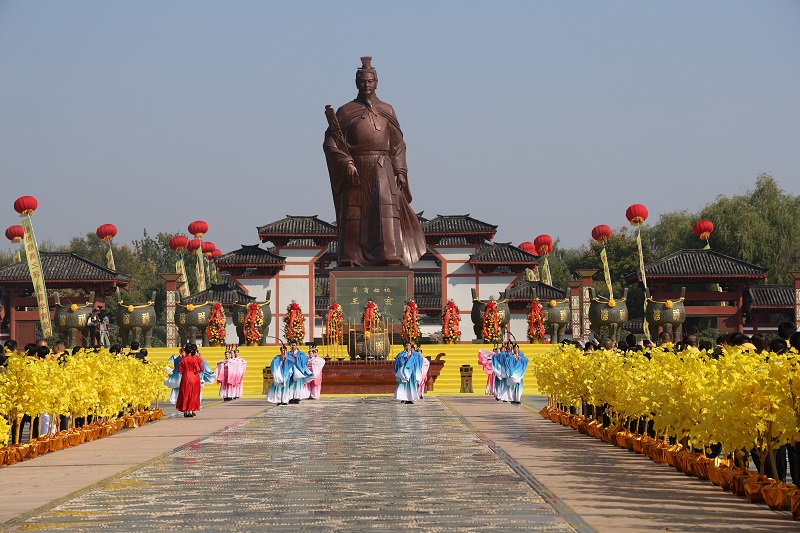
0;252;130;345
215;214;547;342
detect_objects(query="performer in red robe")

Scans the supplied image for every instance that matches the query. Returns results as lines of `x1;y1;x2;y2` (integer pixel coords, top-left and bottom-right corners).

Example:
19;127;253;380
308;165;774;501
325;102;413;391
176;343;203;417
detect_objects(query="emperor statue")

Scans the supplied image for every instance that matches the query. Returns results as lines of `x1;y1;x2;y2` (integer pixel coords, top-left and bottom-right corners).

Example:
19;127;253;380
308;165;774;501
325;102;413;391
324;57;427;268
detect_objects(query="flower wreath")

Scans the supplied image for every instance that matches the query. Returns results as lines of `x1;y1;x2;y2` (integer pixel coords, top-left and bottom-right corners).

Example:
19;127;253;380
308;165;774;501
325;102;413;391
243;303;264;344
362;300;382;332
527;300;546;342
283;301;305;343
481;300;502;343
326;302;344;344
206;302;226;344
401;300;421;343
441;299;461;343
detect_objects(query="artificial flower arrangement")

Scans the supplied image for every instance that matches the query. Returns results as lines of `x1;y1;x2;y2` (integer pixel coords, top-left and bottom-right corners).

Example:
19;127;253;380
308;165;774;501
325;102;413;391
243;303;264;345
362;300;382;339
401;300;421;343
526;300;546;342
206;302;226;345
0;349;166;464
283;301;305;343
441;299;461;343
326;302;344;345
481;300;502;343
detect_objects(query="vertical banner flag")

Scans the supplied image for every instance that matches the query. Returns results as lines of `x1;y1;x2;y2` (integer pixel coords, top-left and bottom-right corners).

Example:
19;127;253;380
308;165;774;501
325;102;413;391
599;247;614;300
542;257;552;286
637;231;650;340
204;259;211;287
105;246;116;271
21;218;53;337
13;250;21;263
176;259;190;298
194;247;206;293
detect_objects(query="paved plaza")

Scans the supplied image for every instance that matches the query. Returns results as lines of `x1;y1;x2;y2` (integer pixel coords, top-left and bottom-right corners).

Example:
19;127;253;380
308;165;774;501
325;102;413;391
2;396;798;532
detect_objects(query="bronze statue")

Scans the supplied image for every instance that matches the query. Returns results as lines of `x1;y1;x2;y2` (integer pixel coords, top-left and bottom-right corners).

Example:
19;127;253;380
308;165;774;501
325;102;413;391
324;57;426;268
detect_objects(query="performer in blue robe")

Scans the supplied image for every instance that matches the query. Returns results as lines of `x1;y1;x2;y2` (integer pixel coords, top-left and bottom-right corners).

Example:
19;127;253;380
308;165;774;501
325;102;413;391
286;341;313;403
163;348;184;405
267;345;295;405
394;343;423;404
505;343;529;404
492;344;510;402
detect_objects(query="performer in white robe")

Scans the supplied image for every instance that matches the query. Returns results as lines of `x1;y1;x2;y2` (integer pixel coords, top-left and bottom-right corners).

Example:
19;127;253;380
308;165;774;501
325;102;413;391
394;343;423;404
287;341;314;403
164;348;184;405
505;343;529;404
267;345;294;405
306;345;326;400
492;344;510;402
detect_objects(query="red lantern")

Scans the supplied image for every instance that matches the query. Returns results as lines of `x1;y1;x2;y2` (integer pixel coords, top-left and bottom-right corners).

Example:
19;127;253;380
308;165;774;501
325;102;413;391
14;196;38;216
533;234;553;256
188;220;208;238
518;241;536;255
187;239;203;253
5;225;24;243
202;241;215;258
96;223;117;242
169;235;189;253
625;204;648;226
693;220;714;240
591;225;612;244
211;249;222;261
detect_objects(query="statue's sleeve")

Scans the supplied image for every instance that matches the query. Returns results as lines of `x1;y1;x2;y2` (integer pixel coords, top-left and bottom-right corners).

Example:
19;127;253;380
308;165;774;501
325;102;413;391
387;106;407;178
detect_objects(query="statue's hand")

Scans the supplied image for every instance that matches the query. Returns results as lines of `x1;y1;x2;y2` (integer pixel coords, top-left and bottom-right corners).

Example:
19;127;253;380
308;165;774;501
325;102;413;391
346;161;359;183
396;174;407;191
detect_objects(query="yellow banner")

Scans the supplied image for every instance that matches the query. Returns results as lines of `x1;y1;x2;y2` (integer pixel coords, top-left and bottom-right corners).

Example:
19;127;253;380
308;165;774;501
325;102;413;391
542;257;552;286
176;258;190;298
637;231;650;340
106;246;116;271
194;248;206;293
600;247;614;300
21;218;53;338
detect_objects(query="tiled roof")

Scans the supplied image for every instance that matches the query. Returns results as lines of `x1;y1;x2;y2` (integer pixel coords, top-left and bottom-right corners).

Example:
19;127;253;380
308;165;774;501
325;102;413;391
215;245;285;266
470;243;539;265
636;249;768;280
257;215;336;237
181;279;255;305
415;296;442;310
0;252;131;284
746;284;794;309
315;274;329;296
285;239;338;254
414;272;441;295
504;280;566;301
422;215;497;236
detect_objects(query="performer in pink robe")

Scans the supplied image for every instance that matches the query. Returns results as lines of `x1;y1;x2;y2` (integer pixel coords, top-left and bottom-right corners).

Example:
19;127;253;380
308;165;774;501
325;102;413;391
478;348;495;396
215;347;233;401
227;346;247;400
417;347;430;399
306;345;326;400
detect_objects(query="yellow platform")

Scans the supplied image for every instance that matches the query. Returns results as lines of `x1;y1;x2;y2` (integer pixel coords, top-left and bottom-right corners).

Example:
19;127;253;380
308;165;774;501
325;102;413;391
146;343;548;397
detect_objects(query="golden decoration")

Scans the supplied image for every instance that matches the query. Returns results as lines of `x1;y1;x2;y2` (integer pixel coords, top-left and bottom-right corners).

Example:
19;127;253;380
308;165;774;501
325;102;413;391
608;299;616;308
186;304;195;312
70;304;78;312
127;305;134;313
549;299;557;307
665;300;674;309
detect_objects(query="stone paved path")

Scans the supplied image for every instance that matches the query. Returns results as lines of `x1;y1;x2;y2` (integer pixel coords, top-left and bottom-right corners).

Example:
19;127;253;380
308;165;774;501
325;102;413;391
8;398;581;532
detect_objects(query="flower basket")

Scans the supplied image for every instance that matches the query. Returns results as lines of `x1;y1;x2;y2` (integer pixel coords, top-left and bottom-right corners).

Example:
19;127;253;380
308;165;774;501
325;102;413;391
123;416;138;429
0;448;7;466
730;470;757;497
99;424;111;439
526;301;546;343
569;415;583;430
690;456;711;480
538;406;551;419
441;300;461;344
789;490;800;519
559;413;571;426
707;463;735;490
481;300;502;343
206;302;226;345
549;411;561;423
577;419;590;435
762;482;795;511
663;444;683;469
587;420;603;439
113;418;125;431
743;475;772;504
26;442;39;460
401;300;421;344
243;303;265;346
67;430;84;447
283;301;305;343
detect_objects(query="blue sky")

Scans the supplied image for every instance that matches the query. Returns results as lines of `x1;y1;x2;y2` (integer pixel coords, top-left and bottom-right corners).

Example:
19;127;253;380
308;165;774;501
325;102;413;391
1;1;798;255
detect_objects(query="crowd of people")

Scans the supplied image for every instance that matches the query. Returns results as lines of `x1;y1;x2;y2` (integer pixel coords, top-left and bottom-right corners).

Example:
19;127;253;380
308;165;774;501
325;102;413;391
478;342;529;404
266;341;326;405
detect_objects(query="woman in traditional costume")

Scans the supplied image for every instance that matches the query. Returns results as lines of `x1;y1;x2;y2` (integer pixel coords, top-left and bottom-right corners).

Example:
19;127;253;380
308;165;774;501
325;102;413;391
505;343;528;405
394;343;423;404
176;344;203;417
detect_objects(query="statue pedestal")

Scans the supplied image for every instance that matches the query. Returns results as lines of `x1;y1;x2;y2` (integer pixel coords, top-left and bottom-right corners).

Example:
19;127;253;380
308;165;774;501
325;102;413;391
329;267;414;323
